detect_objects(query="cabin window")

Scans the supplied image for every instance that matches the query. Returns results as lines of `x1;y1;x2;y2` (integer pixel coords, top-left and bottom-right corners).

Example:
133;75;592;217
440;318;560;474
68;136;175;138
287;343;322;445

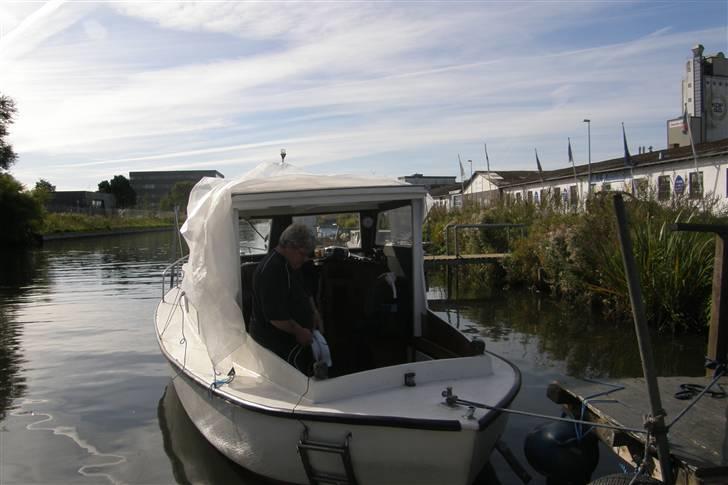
293;212;361;249
239;218;271;255
657;176;671;200
689;172;703;199
376;206;412;246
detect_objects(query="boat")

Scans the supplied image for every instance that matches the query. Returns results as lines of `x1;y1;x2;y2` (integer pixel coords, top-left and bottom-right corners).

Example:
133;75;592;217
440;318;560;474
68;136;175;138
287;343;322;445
155;161;521;485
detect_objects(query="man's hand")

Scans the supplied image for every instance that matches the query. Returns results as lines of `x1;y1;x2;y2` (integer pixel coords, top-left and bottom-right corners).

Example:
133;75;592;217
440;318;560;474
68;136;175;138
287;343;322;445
294;326;313;346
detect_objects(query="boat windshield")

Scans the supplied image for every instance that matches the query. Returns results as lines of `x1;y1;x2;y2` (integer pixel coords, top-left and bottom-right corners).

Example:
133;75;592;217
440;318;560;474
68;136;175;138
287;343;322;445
375;205;412;247
292;212;361;250
239;218;271;255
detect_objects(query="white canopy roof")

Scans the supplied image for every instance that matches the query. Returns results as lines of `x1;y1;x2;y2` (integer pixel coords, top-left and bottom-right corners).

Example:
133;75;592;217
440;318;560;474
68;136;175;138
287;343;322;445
180;162;425;370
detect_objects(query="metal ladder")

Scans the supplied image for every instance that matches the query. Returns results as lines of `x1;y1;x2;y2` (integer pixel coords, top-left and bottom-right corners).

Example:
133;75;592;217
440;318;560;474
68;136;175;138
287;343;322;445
297;428;357;485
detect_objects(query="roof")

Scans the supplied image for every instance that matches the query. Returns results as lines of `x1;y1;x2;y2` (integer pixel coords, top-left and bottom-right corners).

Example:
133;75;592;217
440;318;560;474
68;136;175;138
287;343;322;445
429;183;462;197
482;138;728;189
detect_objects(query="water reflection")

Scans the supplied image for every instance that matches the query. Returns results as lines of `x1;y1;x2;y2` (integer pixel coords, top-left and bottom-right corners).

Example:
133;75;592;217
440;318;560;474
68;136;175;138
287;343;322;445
0;249;50;420
428;266;706;378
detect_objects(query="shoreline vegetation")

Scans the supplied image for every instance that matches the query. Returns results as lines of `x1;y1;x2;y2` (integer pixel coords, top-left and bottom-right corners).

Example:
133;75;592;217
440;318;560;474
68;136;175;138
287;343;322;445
425;192;725;333
41;212;176;237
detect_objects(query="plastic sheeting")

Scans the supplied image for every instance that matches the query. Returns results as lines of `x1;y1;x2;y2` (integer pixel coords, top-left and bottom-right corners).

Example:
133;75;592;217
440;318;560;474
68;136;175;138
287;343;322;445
180;161;410;371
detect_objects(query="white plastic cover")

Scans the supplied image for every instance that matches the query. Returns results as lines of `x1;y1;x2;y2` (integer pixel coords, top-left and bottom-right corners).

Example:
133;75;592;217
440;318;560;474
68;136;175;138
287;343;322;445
180;162;411;371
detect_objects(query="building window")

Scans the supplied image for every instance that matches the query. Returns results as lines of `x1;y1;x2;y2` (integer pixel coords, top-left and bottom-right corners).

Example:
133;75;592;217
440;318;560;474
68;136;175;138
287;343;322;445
553;187;561;205
534;191;540;204
636;179;648;196
569;185;578;207
689;172;703;199
527;191;533;203
657;176;671;200
602;183;611;192
516;192;522;203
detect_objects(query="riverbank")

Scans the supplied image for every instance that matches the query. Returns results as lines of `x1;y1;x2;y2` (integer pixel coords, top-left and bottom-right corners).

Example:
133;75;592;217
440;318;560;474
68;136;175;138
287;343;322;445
426;193;726;332
40;212;177;240
42;226;173;240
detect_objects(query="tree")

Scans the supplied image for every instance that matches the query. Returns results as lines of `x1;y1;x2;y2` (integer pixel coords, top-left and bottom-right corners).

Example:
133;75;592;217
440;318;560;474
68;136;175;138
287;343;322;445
160;181;195;211
35;179;56;192
98;175;136;208
0;173;44;245
0;95;18;170
32;179;56;206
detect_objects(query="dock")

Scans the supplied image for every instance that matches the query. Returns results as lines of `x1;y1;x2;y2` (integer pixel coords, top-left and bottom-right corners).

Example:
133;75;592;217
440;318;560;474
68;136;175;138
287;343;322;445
548;375;728;484
423;253;508;267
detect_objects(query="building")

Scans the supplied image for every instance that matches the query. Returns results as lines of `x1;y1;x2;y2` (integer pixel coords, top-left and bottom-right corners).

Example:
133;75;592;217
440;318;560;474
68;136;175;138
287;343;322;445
129;170;224;206
497;139;728;209
398;173;457;191
445;43;728;212
668;44;728;148
46;191;116;215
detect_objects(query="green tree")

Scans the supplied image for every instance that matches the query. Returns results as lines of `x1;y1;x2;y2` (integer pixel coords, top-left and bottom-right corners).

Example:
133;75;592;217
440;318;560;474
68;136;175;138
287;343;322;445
160;181;195;211
98;175;136;208
0;93;43;246
35;179;56;192
0;173;44;245
0;95;18;170
32;179;56;206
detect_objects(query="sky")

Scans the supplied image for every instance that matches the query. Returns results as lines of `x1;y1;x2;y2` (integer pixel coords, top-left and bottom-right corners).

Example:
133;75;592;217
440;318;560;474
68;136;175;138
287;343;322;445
0;1;726;191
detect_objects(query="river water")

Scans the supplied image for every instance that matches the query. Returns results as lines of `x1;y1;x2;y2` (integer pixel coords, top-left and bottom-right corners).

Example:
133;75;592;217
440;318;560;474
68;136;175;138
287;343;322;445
0;232;707;484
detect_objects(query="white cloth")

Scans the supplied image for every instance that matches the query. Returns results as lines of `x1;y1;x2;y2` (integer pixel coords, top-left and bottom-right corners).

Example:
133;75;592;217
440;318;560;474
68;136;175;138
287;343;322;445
311;330;332;367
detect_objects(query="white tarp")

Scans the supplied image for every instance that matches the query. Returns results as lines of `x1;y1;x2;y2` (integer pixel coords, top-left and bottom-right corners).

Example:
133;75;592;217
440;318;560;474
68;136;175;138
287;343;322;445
180;161;409;371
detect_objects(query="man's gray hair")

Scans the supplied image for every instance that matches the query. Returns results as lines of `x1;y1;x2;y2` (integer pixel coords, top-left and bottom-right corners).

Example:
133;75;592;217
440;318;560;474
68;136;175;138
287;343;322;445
279;223;316;253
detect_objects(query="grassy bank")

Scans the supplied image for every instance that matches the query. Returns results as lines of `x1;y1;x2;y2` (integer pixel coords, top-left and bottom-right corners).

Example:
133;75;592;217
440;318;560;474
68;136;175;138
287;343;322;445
426;193;726;333
41;212;176;235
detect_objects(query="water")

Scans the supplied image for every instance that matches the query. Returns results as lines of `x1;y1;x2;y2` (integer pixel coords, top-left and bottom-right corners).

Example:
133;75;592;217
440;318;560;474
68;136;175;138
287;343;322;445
0;233;707;484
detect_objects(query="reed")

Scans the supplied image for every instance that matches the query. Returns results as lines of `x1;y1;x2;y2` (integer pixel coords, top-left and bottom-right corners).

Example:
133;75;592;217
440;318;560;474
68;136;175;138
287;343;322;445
426;192;725;332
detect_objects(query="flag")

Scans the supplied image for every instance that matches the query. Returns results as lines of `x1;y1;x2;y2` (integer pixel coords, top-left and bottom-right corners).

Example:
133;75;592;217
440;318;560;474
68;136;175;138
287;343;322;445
458;157;465;181
622;123;633;167
682;105;689;135
484;143;491;174
568;138;574;166
535;148;543;181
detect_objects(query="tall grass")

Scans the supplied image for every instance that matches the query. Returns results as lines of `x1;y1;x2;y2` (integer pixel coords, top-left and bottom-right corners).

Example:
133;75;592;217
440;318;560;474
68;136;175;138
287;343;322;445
426;193;725;332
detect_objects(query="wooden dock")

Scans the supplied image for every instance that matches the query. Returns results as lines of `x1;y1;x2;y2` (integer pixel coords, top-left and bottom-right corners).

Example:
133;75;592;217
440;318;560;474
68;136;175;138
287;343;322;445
548;375;728;484
423;253;508;267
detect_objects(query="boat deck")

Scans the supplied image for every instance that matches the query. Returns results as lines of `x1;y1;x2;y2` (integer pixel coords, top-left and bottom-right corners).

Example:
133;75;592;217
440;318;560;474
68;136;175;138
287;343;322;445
548;375;728;484
157;289;519;428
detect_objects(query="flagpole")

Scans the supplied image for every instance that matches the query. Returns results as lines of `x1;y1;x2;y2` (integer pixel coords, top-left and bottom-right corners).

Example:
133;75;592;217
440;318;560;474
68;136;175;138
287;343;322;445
458;154;465;209
484;144;491;206
584;119;592;198
684;104;703;209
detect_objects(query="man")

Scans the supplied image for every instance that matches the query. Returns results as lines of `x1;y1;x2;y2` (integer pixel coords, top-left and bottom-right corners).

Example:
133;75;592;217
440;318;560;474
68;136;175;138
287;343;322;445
249;223;322;374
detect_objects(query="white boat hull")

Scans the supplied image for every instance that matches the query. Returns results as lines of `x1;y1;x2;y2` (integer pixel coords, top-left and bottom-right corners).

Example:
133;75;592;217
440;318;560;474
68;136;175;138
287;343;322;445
171;364;508;485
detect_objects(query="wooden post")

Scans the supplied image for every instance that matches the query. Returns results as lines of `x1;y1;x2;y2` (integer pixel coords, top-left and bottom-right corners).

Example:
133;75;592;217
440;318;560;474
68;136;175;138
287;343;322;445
708;234;728;376
613;194;673;484
671;222;728;377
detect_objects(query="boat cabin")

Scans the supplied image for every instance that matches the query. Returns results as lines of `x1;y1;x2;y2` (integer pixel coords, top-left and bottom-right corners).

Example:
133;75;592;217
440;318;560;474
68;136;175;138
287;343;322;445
233;183;477;377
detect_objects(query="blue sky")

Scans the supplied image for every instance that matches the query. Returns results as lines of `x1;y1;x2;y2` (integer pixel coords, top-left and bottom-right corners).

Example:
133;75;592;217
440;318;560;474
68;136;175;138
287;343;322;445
1;1;726;190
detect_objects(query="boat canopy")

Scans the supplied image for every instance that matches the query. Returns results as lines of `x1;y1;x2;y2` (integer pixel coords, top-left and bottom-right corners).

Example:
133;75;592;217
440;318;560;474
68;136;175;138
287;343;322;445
180;162;426;371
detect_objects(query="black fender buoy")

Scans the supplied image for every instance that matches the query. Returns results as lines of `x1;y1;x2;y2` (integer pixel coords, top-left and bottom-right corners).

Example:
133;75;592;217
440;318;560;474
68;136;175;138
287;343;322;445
524;421;599;485
588;473;661;484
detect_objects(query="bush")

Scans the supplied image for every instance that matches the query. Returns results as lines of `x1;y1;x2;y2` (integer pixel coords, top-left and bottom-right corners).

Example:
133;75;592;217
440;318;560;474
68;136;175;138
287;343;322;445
0;173;44;246
426;193;723;333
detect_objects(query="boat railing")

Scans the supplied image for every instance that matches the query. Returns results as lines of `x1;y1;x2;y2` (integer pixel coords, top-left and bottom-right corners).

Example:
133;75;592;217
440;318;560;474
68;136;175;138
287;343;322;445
162;255;188;301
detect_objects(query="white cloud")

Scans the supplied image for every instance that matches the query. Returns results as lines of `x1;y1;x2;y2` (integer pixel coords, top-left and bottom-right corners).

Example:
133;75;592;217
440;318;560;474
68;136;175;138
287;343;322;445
2;1;725;189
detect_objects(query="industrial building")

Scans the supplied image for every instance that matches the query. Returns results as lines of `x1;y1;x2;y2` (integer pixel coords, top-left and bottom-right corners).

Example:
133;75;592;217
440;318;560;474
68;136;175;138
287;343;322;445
129;170;223;206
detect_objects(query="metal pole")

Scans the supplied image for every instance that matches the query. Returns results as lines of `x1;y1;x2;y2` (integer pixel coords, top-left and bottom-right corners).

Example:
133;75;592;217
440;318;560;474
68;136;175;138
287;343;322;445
613;194;672;484
584;119;591;197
